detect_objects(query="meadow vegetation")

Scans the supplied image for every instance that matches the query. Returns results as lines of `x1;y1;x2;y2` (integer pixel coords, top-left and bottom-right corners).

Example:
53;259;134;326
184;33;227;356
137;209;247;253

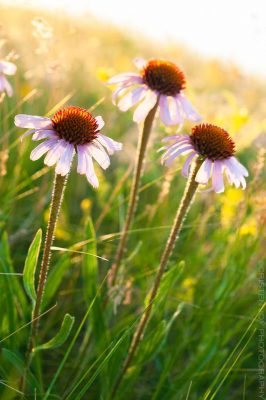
0;4;265;399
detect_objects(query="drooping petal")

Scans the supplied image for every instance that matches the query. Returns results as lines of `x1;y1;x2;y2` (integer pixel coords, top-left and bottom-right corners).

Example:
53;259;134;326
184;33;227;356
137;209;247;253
229;156;249;177
32;129;57;141
0;75;5;92
21;129;36;140
97;134;122;155
195;159;212;184
15;114;53;129
212;160;225;193
44;140;66;166
2;75;13;97
87;143;110;170
161;141;193;160
55;142;74;176
112;84;130;105
108;73;143;85
159;95;172;125
133;57;147;70
224;157;248;189
85;153;99;188
169;97;183;125
162;134;190;143
95;116;105;130
30;139;58;161
117;86;147;111
163;146;194;167
177;94;201;122
0;60;17;75
77;145;87;174
133;90;158;123
182;152;196;177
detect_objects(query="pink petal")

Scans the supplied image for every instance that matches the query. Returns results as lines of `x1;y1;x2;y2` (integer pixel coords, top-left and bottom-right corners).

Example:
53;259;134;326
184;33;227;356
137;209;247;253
133;57;147;70
44;140;66;166
112;84;130;105
85;154;99;188
21;129;36;141
163;146;193;167
162;134;190;143
0;75;5;92
95;116;105;130
2;75;13;97
15;114;53;129
97;134;122;155
212;161;225;193
32;130;57;141
182;152;196;177
0;60;17;75
77;145;87;174
230;156;249;177
133;90;158;123
108;73;142;85
159;95;172;125
177;94;201;122
87;143;110;170
118;86;147;111
195;159;212;184
55;142;74;176
30;139;58;161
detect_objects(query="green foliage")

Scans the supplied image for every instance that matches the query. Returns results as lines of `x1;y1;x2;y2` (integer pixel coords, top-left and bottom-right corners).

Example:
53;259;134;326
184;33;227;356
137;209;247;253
34;313;75;352
23;228;42;306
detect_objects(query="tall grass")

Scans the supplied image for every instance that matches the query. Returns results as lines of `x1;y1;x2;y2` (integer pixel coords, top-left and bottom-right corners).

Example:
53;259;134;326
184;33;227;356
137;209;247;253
0;4;265;399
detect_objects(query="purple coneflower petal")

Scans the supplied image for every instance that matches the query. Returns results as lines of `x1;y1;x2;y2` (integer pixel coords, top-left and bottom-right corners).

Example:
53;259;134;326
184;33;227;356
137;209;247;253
118;86;147;111
177;94;201;122
85;154;99;188
87;143;110;170
95;116;105;130
44;140;66;167
163;146;194;167
108;73;142;85
133;90;158;123
32;130;57;141
15;114;53;129
133;57;147;70
97;134;122;155
0;60;17;75
161;142;192;160
212;161;224;193
55;142;74;176
77;145;87;174
162;134;190;143
182;152;196;177
0;75;13;96
224;157;248;189
195;159;212;184
229;156;249;177
30;139;58;161
159;96;172;125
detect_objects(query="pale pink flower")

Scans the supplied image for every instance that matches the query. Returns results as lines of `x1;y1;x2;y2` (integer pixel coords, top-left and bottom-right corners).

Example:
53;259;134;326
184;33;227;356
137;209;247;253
108;58;201;125
161;123;248;193
15;106;122;188
0;60;17;97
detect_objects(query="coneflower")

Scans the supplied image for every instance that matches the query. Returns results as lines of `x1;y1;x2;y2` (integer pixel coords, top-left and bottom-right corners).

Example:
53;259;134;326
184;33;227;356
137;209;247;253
15;105;122;388
112;123;248;394
108;58;201;289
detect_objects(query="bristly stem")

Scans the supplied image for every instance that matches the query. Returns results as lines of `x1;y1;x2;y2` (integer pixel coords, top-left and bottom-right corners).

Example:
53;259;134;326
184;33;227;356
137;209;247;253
21;172;68;392
108;99;159;288
112;156;203;396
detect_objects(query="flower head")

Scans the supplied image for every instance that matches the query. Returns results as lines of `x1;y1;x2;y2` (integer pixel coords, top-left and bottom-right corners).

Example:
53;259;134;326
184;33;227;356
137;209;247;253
108;58;201;125
0;60;17;97
161;123;248;193
15;106;122;188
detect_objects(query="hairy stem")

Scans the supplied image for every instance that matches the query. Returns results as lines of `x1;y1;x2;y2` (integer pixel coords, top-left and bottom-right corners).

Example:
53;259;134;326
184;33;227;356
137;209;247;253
108;100;159;288
21;172;67;392
112;157;203;395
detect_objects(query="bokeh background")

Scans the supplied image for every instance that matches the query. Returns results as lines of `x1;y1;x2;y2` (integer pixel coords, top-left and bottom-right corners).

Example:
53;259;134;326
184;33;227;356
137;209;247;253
0;1;265;399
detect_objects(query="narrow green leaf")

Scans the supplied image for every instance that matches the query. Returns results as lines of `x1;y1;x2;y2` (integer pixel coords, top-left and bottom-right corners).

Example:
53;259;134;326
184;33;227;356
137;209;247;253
23;229;42;305
34;313;74;352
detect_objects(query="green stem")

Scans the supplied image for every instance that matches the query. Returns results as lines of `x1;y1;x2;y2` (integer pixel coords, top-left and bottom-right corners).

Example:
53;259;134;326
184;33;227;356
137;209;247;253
108;99;159;288
21;172;68;392
112;156;203;396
